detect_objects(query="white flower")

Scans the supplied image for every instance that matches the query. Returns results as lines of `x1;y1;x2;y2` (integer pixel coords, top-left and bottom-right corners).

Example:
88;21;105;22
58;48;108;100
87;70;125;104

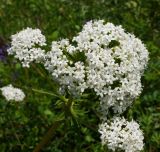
44;20;149;113
8;21;149;113
0;84;25;102
98;117;144;152
8;28;46;67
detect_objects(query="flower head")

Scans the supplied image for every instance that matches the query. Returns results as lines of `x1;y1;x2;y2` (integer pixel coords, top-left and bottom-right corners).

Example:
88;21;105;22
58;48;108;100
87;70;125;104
98;117;144;152
44;20;149;113
0;84;25;102
7;28;46;67
7;20;149;113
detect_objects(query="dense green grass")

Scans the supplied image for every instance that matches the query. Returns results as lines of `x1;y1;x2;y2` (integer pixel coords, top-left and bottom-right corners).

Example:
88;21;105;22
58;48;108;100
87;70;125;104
0;0;160;151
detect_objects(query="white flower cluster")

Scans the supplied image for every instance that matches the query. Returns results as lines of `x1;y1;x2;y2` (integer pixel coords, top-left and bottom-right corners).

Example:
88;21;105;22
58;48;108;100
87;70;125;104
98;117;144;152
0;84;25;102
43;21;147;151
44;39;87;94
44;20;149;113
8;28;46;67
8;20;148;151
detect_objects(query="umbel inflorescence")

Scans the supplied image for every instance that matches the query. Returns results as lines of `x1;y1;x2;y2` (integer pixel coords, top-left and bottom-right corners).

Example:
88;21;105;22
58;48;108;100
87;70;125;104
98;117;144;152
7;20;149;152
8;20;149;114
7;28;46;67
0;84;25;102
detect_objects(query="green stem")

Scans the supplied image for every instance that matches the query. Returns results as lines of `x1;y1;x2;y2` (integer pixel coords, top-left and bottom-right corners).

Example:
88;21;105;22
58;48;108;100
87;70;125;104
32;88;59;98
31;88;69;103
33;120;63;152
32;94;78;152
32;64;45;78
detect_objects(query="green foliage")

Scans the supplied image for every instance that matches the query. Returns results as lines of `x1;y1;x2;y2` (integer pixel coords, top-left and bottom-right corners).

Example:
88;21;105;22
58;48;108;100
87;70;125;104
0;0;160;151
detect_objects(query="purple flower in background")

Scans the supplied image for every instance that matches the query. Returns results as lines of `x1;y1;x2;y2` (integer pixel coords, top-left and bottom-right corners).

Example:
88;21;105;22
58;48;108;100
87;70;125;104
0;37;9;61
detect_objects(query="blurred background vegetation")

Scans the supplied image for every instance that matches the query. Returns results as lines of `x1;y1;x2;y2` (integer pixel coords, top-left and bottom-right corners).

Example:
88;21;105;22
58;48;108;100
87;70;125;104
0;0;160;151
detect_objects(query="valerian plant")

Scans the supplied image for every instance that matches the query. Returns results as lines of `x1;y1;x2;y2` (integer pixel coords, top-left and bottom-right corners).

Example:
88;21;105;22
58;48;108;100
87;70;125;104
1;20;149;152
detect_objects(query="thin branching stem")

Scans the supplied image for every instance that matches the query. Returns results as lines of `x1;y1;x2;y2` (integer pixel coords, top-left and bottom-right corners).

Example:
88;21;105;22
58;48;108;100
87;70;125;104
33;120;63;152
